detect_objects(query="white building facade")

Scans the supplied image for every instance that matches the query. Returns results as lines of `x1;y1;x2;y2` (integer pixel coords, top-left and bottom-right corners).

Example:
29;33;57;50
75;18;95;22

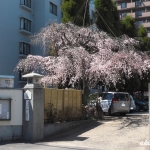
0;0;62;88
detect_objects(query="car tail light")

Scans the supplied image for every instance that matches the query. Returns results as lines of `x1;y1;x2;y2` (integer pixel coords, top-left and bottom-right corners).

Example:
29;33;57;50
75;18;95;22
112;98;118;103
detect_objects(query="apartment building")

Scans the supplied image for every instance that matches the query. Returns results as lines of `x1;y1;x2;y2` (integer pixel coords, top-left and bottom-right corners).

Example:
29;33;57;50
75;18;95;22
113;0;150;36
0;0;62;88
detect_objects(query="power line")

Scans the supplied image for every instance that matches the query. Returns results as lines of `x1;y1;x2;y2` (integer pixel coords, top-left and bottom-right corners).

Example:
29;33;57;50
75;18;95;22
95;9;116;37
83;0;89;27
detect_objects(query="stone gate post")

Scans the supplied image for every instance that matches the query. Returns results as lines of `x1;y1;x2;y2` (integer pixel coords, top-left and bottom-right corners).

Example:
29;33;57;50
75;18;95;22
22;72;44;141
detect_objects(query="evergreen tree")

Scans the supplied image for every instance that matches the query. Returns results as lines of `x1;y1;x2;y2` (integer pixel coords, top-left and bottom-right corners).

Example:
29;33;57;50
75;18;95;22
94;0;121;36
61;0;90;26
138;25;147;37
120;15;137;37
138;25;150;52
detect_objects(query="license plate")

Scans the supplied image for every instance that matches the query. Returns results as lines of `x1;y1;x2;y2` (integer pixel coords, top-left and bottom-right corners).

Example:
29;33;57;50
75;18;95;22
130;107;133;109
122;103;125;106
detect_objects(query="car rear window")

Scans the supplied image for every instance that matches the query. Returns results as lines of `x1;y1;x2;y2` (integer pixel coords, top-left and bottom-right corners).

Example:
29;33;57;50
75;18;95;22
102;93;113;100
114;93;129;101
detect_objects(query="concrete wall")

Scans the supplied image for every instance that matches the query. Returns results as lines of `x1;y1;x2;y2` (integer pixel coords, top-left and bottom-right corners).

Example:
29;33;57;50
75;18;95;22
0;0;62;88
0;89;23;141
44;120;91;137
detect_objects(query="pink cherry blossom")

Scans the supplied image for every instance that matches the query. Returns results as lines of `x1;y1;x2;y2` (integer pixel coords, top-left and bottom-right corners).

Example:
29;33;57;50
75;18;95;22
15;22;150;88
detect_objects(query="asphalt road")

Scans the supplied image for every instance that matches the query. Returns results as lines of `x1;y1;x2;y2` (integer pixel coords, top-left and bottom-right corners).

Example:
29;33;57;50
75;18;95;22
0;112;149;150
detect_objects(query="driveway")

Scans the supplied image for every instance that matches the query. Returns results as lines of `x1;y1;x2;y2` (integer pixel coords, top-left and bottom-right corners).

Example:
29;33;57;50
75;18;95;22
0;112;149;150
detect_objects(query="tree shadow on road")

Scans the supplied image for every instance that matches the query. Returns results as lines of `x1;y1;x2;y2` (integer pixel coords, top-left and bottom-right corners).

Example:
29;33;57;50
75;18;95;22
0;121;102;147
42;120;102;142
103;112;148;130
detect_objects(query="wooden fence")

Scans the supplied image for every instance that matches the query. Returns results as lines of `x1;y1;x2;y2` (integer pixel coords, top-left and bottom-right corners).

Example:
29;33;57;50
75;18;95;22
44;88;82;121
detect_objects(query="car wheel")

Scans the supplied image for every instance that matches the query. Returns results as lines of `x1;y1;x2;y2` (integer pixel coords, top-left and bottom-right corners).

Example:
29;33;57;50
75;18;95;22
135;105;140;112
120;113;126;116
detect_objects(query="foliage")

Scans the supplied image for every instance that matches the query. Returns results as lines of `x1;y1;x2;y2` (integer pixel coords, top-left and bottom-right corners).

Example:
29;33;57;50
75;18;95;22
15;23;150;104
61;0;90;26
94;0;121;36
137;25;150;52
120;15;137;38
45;103;57;123
88;92;99;102
138;25;147;37
139;36;150;52
45;103;85;123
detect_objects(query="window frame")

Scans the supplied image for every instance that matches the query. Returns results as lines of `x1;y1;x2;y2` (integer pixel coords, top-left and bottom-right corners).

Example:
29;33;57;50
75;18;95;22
19;70;29;81
20;17;31;32
136;10;143;17
121;2;127;8
135;1;141;7
50;2;57;16
20;0;31;8
121;12;127;19
0;99;12;121
19;42;30;55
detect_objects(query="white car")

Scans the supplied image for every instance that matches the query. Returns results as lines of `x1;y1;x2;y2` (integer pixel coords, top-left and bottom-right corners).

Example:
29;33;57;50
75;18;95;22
100;92;130;116
130;95;136;112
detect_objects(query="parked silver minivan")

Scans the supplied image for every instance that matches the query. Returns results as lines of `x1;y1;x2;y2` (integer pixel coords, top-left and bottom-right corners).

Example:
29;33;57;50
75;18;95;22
100;92;130;116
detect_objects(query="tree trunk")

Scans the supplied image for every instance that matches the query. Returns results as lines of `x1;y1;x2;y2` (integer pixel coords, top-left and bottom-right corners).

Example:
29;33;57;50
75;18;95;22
140;79;144;101
83;85;90;105
96;101;104;119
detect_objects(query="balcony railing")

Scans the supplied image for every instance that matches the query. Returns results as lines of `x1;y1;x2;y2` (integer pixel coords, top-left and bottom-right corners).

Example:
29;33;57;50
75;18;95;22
141;1;150;7
117;1;150;10
143;22;150;28
147;32;150;37
117;2;135;10
136;11;150;18
120;12;135;19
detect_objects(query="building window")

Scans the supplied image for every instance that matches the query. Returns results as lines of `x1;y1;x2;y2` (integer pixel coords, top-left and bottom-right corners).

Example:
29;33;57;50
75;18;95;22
0;99;11;120
19;42;30;55
121;12;127;19
136;10;143;17
135;1;141;7
146;7;150;12
50;2;57;16
20;0;31;8
115;2;120;6
147;19;150;22
136;20;143;27
19;70;28;81
121;3;127;8
147;28;150;33
20;17;31;32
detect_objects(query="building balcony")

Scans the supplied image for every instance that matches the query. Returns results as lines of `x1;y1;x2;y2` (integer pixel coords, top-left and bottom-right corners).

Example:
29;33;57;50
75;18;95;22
140;1;150;7
19;29;32;35
20;5;33;12
136;12;150;19
147;33;150;37
19;54;28;58
143;22;150;28
120;12;135;19
117;2;135;10
127;12;135;18
20;0;32;12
